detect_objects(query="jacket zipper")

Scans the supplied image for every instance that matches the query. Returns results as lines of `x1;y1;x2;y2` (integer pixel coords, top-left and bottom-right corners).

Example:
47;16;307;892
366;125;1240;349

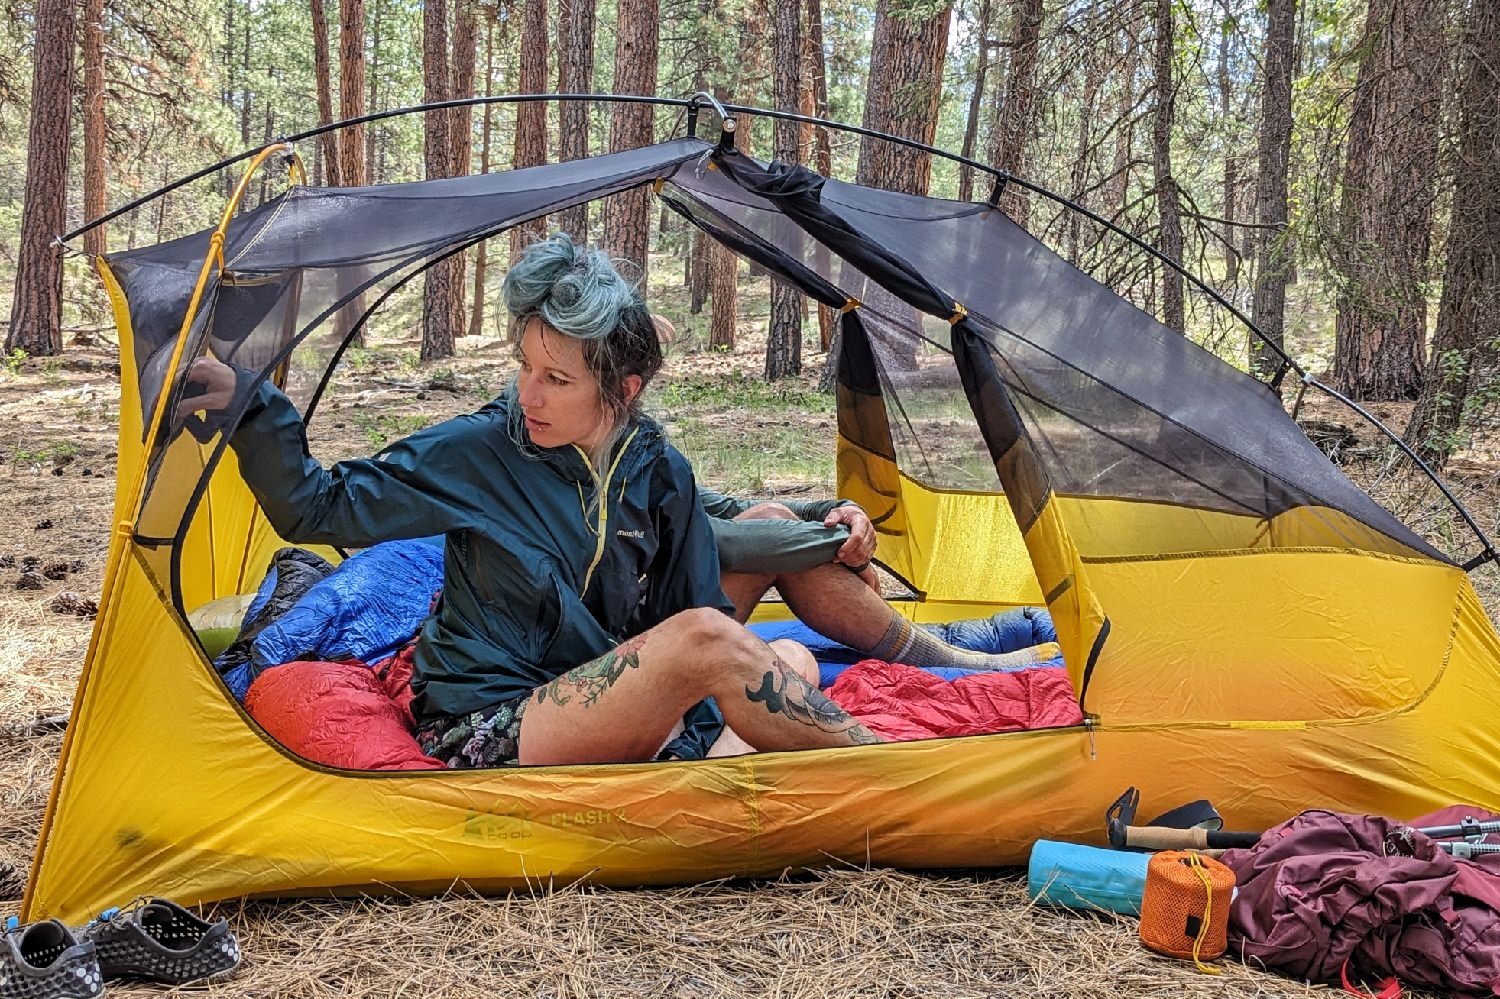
574;427;640;595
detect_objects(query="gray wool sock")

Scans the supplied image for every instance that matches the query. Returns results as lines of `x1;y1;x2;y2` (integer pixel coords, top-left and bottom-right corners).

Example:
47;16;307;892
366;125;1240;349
865;615;1061;671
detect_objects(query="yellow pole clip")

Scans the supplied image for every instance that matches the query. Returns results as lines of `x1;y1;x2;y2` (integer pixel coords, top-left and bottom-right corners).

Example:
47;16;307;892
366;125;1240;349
947;302;969;324
839;298;861;314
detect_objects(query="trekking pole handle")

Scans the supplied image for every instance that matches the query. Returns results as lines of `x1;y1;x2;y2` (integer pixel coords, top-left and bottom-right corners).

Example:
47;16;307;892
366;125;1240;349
1116;824;1261;852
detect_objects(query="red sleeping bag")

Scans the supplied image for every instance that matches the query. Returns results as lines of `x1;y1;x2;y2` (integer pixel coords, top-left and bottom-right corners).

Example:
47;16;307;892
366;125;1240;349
244;646;443;770
245;652;1081;770
827;659;1083;741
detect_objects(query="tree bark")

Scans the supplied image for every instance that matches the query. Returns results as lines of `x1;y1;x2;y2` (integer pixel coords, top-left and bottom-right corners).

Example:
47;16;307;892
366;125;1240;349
1330;0;1444;400
421;0;458;360
339;0;370;347
448;0;478;338
601;0;659;282
510;0;550;260
1404;0;1498;458
1249;0;1295;378
7;0;79;357
339;0;368;186
709;240;737;351
856;0;952;196
846;0;951;378
1065;0;1100;262
766;0;804;380
556;0;597;240
805;0;834;349
367;0;383;182
1151;0;1184;333
469;11;498;340
989;0;1041;226
1217;6;1239;289
310;0;342;187
957;0;993;204
81;0;107;258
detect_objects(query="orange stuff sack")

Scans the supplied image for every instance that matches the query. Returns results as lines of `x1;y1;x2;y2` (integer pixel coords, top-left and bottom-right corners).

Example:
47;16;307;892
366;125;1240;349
1139;850;1236;965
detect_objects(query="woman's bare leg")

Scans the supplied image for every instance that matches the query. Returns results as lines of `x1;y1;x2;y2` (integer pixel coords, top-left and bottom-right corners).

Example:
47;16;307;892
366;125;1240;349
518;609;877;766
707;639;819;758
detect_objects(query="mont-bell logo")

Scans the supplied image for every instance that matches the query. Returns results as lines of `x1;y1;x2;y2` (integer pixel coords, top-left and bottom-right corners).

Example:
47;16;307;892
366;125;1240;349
616;528;646;539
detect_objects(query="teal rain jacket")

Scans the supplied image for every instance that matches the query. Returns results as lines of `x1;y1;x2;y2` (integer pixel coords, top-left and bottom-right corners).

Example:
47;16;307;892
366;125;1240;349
229;382;733;749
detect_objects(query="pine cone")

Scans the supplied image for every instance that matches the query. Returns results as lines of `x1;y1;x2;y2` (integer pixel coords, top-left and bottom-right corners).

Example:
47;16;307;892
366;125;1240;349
42;561;69;580
48;591;98;617
14;572;44;591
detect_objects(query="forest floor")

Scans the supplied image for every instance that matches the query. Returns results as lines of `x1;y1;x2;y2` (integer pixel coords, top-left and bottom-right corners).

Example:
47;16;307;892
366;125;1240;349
0;291;1495;996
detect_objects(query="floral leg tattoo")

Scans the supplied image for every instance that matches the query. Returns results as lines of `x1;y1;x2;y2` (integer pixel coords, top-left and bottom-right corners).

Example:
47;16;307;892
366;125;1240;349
745;659;882;746
536;633;648;708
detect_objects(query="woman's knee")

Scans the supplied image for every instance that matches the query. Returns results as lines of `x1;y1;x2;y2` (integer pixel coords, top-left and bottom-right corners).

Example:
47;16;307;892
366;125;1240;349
768;639;818;686
735;502;797;522
661;608;759;662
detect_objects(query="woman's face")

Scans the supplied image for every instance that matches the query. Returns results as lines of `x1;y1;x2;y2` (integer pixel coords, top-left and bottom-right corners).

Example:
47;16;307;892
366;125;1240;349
515;318;630;456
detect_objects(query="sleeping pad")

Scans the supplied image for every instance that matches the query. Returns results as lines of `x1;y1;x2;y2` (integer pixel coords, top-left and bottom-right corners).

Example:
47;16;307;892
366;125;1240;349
748;605;1059;687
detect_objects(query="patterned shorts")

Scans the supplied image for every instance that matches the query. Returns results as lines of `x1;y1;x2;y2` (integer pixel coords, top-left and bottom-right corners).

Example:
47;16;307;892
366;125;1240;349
415;694;531;769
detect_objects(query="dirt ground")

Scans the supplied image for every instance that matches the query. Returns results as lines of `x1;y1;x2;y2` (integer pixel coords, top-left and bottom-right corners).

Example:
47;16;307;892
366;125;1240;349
0;320;1494;997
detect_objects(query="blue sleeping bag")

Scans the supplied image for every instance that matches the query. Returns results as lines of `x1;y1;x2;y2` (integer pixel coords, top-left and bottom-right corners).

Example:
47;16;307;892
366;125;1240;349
749;606;1058;687
221;539;446;700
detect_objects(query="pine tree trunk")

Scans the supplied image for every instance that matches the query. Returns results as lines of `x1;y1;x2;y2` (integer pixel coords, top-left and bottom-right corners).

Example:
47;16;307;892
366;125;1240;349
1405;0;1498;458
690;233;710;314
81;0;107;258
240;5;252;146
7;0;79;357
1151;0;1184;333
367;0;382;183
805;0;834;349
338;0;370;347
601;0;659;282
510;0;550;260
989;0;1041;226
421;0;458;360
310;0;342;186
448;0;478;338
847;0;951;378
766;0;803;381
1330;0;1444;400
339;0;367;185
709;239;737;351
1065;0;1100;262
1217;9;1239;290
856;0;951;195
957;0;993;204
1249;0;1295;378
469;12;498;340
556;0;596;240
1106;3;1139;222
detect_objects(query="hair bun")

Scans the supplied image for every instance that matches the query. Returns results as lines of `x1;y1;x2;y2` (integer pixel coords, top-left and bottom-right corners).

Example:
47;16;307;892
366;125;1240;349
502;232;643;342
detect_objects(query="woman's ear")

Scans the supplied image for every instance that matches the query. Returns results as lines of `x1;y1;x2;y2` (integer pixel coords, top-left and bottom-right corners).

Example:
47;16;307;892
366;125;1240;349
622;373;644;409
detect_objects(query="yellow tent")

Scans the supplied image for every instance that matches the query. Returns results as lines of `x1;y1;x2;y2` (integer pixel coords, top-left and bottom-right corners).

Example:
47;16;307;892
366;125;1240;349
23;120;1500;924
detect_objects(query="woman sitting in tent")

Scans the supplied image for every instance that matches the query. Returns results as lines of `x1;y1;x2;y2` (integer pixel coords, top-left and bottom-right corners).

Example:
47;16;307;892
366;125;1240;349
179;233;880;767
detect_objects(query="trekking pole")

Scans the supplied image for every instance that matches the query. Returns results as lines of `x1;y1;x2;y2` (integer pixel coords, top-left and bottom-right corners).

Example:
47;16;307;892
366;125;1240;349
1105;787;1262;852
1412;816;1500;842
1439;841;1500;859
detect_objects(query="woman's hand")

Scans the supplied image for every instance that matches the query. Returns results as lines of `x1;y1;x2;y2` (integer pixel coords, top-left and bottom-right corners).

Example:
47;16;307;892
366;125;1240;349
174;356;238;422
824;503;876;570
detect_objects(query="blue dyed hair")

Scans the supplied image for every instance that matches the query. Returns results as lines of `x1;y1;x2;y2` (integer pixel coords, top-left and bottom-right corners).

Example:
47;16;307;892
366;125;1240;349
502;233;663;429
